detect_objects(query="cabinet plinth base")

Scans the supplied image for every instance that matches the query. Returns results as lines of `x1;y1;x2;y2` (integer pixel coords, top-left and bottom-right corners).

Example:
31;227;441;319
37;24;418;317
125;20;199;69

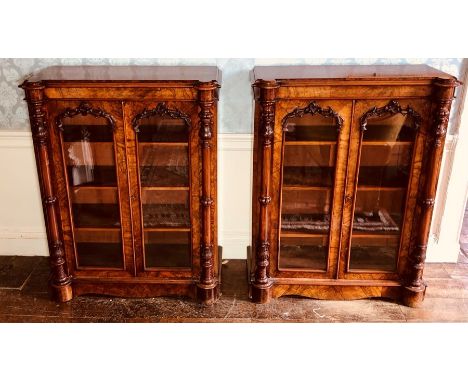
196;282;220;305
247;246;272;303
59;246;223;303
250;283;272;304
73;280;196;300
401;284;427;307
71;280;221;304
51;282;73;302
247;247;426;306
270;283;403;302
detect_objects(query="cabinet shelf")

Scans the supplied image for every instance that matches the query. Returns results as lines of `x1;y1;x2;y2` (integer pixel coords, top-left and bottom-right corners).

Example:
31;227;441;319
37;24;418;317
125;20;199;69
283;186;331;191
144;227;191;232
356;186;406;191
351;233;400;238
138;142;188;147
74;227;121;232
141;186;189;191
281;232;328;238
284;141;336;146
361;141;413;146
70;185;117;190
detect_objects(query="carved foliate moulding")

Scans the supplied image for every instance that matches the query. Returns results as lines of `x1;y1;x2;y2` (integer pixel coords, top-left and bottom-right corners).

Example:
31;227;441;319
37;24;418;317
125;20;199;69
254;240;271;285
201;196;214;207
420;198;435;208
132;102;191;133
56;102;116;132
20;81;49;147
282;101;344;134
360;100;422;133
258;196;272;205
50;240;71;286
260;100;275;145
433;100;451;148
431;78;459;147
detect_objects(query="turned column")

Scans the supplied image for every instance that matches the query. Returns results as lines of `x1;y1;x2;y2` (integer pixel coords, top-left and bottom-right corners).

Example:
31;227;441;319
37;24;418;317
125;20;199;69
196;82;219;304
251;81;278;303
402;78;458;307
21;81;72;302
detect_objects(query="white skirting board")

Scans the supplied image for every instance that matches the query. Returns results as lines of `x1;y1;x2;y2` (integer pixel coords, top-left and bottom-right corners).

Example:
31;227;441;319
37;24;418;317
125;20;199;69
0;130;465;262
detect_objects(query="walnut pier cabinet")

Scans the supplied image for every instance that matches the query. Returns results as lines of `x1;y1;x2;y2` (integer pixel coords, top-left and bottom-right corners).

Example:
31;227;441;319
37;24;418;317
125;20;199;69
21;66;221;304
248;65;459;307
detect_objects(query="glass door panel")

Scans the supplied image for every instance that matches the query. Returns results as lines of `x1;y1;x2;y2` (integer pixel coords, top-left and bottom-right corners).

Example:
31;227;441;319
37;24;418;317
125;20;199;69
279;109;339;271
141;189;190;229
61;114;123;268
144;231;191;268
139;144;189;187
135;112;191;270
349;108;417;272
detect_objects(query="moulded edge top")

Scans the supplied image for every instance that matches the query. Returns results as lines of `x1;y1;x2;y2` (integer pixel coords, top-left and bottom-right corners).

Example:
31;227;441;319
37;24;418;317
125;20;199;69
251;64;457;84
22;65;222;85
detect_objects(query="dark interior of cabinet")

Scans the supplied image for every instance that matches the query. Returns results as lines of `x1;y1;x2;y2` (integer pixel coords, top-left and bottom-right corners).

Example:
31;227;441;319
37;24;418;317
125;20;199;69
71;202;119;228
76;242;123;268
279;244;328;270
144;244;191;268
137;119;188;143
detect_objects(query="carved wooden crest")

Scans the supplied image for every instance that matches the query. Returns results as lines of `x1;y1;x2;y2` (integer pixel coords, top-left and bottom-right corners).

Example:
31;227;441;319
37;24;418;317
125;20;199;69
56;102;116;131
132;102;191;133
281;101;344;133
360;100;421;132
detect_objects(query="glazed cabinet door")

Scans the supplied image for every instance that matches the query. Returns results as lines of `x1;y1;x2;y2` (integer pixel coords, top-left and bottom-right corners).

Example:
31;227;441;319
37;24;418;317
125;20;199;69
123;101;200;279
339;99;431;280
48;101;134;277
271;100;353;279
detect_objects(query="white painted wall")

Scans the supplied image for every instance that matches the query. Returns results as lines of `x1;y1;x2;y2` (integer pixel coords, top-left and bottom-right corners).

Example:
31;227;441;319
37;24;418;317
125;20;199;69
0;130;48;256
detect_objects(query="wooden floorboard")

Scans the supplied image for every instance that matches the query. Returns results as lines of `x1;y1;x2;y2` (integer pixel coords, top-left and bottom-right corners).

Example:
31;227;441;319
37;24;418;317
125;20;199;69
1;256;468;322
